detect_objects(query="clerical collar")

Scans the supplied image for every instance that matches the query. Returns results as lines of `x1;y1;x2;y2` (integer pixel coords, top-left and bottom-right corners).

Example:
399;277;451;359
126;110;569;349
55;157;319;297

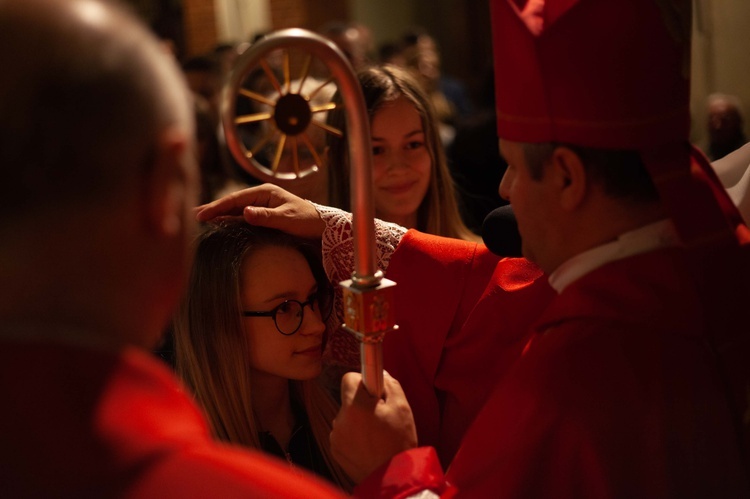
548;219;680;294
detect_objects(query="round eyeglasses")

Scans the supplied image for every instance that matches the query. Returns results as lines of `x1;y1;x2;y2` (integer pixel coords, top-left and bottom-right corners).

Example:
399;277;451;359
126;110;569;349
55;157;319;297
242;287;334;336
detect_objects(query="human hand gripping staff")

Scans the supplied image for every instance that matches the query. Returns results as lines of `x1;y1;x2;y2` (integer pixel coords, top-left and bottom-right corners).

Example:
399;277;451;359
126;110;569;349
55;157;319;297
330;371;418;483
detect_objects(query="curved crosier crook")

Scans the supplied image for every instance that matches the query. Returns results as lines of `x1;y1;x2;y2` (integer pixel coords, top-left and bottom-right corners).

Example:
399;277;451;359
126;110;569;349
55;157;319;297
221;29;397;396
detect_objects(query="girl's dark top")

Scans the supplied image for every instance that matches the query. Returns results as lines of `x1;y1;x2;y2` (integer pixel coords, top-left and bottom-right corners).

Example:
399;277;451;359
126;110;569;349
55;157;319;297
257;398;335;484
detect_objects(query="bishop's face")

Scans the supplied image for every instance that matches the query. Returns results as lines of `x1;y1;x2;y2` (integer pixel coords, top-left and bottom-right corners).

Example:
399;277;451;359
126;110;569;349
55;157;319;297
498;139;558;273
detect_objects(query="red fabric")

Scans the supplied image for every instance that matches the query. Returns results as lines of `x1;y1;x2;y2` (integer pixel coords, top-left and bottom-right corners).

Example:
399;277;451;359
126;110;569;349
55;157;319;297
360;248;749;498
643;145;738;248
445;248;749;497
384;230;554;466
490;0;750;466
356;2;750;495
354;447;454;499
641;147;750;466
0;340;345;498
491;0;690;149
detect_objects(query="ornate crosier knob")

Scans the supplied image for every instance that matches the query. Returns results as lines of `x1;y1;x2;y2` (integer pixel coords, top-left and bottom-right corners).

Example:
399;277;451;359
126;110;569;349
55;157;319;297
341;270;398;397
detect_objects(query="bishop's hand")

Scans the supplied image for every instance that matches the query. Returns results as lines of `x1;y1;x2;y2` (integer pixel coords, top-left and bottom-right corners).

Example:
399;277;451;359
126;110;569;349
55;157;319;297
330;371;418;483
195;183;326;239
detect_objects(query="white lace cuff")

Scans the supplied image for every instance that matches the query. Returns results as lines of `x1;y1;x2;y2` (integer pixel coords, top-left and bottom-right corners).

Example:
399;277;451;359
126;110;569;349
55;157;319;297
312;203;407;284
312;203;407;368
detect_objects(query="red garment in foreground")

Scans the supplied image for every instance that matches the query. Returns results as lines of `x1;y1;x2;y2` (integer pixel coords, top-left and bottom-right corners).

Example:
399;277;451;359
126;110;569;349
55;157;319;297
384;230;554;466
0;340;345;498
358;247;750;498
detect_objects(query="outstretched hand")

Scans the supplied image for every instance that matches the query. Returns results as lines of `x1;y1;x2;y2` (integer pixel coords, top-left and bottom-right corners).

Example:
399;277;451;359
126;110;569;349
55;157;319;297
330;371;418;483
195;183;326;239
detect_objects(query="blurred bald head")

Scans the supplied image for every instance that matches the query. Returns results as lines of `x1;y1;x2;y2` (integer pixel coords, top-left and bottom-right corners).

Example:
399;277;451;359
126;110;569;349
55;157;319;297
0;0;194;223
0;0;198;347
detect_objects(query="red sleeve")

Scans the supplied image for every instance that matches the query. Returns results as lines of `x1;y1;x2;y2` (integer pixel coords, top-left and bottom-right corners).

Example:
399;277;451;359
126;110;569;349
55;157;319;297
384;230;489;450
434;252;552;465
353;447;454;499
384;230;553;466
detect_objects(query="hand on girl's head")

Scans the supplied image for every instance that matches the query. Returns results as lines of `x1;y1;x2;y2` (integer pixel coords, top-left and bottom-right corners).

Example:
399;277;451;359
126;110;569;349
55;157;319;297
196;184;326;239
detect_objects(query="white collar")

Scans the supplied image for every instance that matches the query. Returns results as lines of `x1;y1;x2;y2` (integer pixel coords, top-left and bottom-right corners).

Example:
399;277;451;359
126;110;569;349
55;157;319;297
548;219;680;293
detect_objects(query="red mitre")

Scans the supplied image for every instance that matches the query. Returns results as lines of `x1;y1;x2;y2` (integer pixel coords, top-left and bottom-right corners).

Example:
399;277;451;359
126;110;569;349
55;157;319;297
491;0;750;464
489;0;745;244
491;0;690;149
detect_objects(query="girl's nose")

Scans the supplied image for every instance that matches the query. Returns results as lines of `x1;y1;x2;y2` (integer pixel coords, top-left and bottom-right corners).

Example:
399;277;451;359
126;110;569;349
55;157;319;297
299;304;326;336
389;155;408;173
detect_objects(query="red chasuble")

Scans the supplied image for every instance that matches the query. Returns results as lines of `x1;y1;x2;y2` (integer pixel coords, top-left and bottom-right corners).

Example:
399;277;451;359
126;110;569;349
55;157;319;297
446;248;748;498
357;248;749;498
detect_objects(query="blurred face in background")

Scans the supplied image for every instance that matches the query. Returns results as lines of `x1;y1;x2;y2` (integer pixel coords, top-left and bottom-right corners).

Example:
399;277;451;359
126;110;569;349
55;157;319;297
708;98;744;146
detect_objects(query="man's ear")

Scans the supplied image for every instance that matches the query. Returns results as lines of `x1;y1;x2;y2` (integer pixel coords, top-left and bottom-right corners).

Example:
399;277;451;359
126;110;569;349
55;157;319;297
143;129;193;237
550;146;587;211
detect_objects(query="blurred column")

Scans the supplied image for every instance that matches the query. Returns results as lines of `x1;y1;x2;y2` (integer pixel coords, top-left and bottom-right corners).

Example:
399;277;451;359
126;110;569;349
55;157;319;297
269;0;347;31
183;0;218;56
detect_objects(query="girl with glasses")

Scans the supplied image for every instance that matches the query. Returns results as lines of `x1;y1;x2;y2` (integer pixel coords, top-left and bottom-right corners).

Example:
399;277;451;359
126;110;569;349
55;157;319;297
172;220;352;491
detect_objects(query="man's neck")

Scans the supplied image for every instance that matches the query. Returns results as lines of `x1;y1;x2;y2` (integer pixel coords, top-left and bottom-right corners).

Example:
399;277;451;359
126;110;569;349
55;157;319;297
544;196;667;275
548;218;678;293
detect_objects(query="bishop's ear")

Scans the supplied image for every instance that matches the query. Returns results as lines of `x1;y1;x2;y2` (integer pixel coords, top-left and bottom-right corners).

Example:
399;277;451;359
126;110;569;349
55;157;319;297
550;146;587;211
143;128;198;237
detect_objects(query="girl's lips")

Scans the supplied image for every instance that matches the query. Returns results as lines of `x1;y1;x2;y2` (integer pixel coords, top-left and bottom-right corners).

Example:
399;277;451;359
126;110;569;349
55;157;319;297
381;180;417;195
295;344;322;355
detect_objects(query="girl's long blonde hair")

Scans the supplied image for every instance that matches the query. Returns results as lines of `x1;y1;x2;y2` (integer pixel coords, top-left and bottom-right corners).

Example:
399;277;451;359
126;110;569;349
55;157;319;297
173;221;353;491
327;64;479;242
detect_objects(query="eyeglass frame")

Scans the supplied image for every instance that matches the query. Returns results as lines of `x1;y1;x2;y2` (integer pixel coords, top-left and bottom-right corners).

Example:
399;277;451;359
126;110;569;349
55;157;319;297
241;286;335;336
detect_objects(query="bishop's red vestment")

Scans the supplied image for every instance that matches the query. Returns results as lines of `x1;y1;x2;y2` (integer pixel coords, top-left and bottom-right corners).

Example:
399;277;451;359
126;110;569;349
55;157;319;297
384;230;553;466
356;245;749;498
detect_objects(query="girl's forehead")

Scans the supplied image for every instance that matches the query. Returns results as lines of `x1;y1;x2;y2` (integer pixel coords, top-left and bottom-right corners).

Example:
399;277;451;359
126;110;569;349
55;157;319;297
240;247;317;300
372;98;421;126
242;245;301;269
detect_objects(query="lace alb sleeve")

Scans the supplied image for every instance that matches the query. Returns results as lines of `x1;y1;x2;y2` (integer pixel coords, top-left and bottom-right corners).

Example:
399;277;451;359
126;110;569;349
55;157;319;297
312;203;407;369
313;203;407;285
